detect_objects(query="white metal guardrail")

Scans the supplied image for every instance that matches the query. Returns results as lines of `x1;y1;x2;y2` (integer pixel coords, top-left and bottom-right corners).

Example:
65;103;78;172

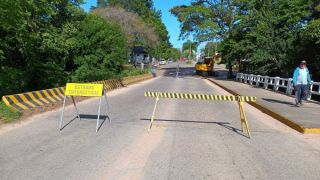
236;73;320;99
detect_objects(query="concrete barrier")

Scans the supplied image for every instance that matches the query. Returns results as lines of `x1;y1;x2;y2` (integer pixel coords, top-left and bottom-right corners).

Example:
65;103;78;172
2;87;65;111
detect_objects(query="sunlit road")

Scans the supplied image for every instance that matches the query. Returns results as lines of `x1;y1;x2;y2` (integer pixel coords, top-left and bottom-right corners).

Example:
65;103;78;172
1;63;320;180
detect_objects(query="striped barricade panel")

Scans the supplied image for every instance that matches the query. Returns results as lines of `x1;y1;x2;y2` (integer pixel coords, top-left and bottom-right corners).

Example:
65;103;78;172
2;87;65;111
1;74;151;111
144;92;256;102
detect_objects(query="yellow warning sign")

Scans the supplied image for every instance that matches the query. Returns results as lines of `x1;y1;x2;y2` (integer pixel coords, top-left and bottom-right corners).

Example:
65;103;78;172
65;83;103;97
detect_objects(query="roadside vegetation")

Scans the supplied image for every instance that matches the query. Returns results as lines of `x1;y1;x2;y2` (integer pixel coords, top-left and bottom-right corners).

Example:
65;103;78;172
0;0;180;98
0;102;21;123
119;66;150;78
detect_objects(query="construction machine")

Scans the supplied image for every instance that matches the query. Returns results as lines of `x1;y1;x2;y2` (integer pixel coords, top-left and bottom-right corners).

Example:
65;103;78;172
195;53;221;76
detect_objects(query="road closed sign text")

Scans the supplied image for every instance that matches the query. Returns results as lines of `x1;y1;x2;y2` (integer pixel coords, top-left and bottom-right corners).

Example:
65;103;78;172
65;83;103;97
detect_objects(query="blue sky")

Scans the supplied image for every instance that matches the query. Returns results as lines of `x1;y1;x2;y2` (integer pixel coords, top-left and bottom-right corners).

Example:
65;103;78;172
80;0;194;50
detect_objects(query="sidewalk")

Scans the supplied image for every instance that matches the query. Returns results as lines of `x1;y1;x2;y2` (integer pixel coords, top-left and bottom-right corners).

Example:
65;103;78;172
207;73;320;133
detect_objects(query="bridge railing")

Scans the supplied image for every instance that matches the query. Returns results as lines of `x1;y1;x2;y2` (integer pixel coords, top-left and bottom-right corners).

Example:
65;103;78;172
236;73;320;100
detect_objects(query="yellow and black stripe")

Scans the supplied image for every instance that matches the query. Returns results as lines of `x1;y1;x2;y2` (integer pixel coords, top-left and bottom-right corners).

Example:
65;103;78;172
92;79;123;91
2;87;65;112
144;92;256;102
91;74;153;91
1;74;152;112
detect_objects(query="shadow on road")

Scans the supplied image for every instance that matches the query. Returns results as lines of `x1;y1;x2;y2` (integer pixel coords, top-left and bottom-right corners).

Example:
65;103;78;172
61;114;109;131
80;114;110;131
159;66;231;79
262;98;295;106
60;116;78;131
140;118;249;138
160;67;196;78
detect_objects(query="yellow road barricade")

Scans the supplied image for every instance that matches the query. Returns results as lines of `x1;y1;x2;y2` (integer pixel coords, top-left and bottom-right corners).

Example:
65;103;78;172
144;91;256;138
60;83;110;132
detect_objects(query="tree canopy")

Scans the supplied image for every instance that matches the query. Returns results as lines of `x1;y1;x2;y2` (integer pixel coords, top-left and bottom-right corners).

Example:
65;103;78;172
94;0;176;60
93;6;159;49
171;0;320;79
0;0;128;96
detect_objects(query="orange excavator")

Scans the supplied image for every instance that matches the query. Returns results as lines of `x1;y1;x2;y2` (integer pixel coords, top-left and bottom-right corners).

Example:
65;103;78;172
195;53;221;76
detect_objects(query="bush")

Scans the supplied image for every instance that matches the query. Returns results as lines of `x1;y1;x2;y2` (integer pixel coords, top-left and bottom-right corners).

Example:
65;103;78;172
120;67;150;77
0;102;21;123
70;15;128;82
186;60;193;64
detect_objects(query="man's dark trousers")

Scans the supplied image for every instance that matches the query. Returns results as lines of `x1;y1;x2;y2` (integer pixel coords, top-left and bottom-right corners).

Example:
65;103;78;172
295;84;309;104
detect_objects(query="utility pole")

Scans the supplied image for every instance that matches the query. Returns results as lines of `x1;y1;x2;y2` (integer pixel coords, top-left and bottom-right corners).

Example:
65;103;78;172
215;41;217;55
189;40;191;60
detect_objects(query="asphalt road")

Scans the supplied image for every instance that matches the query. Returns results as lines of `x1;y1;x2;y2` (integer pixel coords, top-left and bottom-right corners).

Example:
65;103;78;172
1;63;320;180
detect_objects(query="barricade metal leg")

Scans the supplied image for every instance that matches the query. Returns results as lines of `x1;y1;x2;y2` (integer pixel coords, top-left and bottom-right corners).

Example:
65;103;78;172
148;93;160;131
71;96;81;120
238;98;251;138
59;95;67;130
176;65;180;78
104;90;111;123
96;97;103;132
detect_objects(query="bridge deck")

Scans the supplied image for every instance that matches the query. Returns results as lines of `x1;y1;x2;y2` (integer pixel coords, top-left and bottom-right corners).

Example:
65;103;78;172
209;76;320;132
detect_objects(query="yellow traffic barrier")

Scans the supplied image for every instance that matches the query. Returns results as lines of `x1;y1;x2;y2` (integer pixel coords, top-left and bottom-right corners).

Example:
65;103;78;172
144;91;256;138
1;74;153;112
2;87;65;111
60;83;110;132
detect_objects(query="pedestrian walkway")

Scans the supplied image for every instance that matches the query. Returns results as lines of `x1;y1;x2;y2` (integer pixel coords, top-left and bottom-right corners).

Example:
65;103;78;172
208;72;320;133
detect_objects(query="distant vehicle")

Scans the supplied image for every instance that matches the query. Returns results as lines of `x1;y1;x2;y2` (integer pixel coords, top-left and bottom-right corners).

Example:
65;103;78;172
195;53;221;76
195;56;214;76
168;59;173;64
159;59;166;65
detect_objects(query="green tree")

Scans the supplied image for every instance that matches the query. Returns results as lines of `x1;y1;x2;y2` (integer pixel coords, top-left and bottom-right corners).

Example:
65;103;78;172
231;0;313;76
182;40;198;59
97;0;108;8
71;15;128;82
171;0;319;77
204;42;222;57
93;6;159;49
102;0;171;58
171;0;239;77
0;0;85;95
0;0;128;97
294;1;320;81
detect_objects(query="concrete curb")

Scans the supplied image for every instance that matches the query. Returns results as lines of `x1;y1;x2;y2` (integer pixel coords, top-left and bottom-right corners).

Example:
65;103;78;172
206;78;320;134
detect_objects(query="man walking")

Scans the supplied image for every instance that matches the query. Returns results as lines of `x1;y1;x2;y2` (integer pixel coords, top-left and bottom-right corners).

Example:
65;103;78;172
292;60;312;107
151;57;158;77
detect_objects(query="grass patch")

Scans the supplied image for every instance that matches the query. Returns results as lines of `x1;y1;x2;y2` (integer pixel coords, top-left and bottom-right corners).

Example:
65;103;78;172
0;101;21;123
120;66;150;77
186;60;193;64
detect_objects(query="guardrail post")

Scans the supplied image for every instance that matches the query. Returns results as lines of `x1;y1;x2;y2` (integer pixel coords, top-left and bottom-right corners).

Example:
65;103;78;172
238;73;242;82
263;76;269;89
307;81;314;100
286;78;293;95
273;77;280;91
256;75;261;87
249;74;254;85
242;74;246;83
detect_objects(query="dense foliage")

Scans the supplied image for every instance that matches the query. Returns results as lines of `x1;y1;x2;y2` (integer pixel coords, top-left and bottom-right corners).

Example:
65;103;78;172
70;15;127;82
171;0;320;79
203;42;222;57
95;0;181;60
92;6;159;49
0;0;171;96
182;40;198;59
